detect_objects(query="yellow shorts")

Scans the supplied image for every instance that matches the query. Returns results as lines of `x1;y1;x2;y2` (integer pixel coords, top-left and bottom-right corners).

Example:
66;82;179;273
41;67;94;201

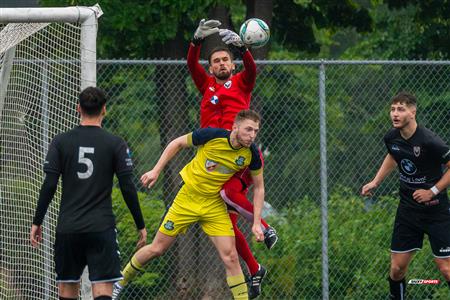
159;184;234;237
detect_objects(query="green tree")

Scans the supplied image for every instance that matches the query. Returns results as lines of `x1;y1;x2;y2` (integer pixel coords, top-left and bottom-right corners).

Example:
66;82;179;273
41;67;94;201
271;0;372;55
386;0;450;59
334;1;450;60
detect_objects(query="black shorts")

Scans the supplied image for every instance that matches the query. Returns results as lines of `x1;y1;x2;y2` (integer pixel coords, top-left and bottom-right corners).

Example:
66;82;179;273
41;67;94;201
391;207;450;257
54;228;123;283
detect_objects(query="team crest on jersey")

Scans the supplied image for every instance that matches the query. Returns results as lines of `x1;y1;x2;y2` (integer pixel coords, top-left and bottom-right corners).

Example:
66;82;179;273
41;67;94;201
235;156;245;166
413;146;421;157
210;95;219;105
224;80;232;89
205;159;219;172
164;220;174;231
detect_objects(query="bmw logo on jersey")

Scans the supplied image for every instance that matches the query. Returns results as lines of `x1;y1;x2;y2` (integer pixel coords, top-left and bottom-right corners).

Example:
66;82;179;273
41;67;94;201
210;95;219;105
400;159;417;175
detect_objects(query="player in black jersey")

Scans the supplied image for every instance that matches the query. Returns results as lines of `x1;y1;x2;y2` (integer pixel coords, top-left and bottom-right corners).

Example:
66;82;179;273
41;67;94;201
30;87;147;300
361;92;450;300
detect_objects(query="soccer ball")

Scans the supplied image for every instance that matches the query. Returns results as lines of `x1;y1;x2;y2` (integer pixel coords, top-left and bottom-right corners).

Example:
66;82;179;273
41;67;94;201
239;18;270;49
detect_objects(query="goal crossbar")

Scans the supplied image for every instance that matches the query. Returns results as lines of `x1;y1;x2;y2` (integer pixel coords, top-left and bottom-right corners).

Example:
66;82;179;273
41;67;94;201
0;5;103;24
1;4;102;89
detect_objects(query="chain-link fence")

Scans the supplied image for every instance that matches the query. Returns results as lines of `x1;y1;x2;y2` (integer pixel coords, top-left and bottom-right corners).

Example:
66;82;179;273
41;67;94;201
99;60;450;300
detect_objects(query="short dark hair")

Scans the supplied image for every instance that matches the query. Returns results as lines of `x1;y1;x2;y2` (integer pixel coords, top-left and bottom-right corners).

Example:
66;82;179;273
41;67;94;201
79;87;107;116
234;109;261;125
208;46;234;65
391;92;417;107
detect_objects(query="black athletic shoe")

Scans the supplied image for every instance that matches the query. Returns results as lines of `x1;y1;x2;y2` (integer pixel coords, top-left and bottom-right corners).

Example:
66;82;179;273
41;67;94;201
263;226;278;250
248;264;268;299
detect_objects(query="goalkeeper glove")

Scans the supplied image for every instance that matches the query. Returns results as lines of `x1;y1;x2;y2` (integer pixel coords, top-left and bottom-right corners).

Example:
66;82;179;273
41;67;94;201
219;29;244;47
193;19;221;45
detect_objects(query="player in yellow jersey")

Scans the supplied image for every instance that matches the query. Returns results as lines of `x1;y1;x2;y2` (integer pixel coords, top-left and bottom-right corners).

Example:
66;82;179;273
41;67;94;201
112;110;265;300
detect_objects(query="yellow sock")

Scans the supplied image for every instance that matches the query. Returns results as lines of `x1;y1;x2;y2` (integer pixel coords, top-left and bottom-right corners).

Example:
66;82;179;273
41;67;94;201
118;255;145;286
227;274;248;300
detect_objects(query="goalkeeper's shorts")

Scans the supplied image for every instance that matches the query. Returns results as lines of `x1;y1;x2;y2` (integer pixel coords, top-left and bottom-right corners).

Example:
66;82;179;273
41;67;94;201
159;184;234;237
54;228;123;283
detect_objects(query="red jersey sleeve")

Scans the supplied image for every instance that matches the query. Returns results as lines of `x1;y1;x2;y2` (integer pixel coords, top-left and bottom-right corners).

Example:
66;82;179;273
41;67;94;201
187;43;209;94
239;49;256;93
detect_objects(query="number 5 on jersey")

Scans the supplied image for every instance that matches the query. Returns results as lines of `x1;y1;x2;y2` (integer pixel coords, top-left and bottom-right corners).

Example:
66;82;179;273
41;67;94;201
77;147;95;179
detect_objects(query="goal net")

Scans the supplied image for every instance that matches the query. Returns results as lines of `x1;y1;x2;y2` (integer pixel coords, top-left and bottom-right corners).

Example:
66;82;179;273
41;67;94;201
0;6;101;299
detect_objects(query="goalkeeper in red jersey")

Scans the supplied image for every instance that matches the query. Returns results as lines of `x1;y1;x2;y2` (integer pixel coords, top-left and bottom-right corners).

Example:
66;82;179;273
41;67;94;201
187;19;278;299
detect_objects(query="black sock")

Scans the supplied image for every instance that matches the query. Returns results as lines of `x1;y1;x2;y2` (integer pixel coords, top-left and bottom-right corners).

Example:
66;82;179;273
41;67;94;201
94;296;112;300
388;277;406;300
59;297;77;300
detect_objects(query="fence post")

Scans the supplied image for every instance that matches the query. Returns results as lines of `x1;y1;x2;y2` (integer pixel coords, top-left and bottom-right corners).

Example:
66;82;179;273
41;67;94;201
319;60;329;300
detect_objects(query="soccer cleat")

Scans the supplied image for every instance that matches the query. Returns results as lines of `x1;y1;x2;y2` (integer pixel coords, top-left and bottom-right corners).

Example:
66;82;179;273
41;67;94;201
112;282;123;300
263;226;278;250
248;264;268;299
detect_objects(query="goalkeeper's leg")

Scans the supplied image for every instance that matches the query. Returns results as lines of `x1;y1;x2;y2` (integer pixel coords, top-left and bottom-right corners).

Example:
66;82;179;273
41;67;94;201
230;212;268;299
221;176;278;250
229;212;260;276
220;177;270;229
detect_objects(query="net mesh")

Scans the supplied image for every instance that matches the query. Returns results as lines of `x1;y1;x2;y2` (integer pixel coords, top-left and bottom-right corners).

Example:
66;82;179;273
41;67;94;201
0;22;81;299
97;60;450;299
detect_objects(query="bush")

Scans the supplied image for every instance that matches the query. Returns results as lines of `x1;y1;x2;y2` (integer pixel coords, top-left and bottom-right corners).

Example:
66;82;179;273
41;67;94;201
112;186;167;297
249;188;450;299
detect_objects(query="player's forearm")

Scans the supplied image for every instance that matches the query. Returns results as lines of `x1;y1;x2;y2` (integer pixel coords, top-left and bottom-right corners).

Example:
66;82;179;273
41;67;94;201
153;136;188;173
432;163;450;194
252;185;264;225
187;42;201;72
118;173;145;230
241;49;256;88
187;43;207;91
32;172;59;225
372;154;397;186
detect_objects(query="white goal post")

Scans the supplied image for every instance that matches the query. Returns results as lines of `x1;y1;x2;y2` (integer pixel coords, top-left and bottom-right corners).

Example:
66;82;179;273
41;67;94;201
0;5;102;300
